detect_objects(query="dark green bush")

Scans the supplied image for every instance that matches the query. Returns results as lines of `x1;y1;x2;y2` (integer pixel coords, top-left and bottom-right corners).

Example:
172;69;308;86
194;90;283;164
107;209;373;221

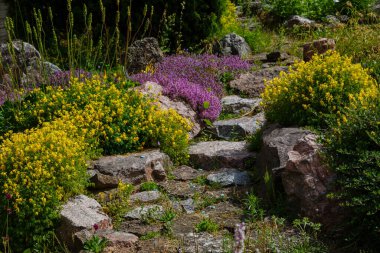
324;99;380;249
335;0;378;15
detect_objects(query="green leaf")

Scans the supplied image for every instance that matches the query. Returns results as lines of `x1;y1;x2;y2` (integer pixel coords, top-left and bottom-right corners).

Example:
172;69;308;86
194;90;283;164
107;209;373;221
203;119;212;127
203;101;210;109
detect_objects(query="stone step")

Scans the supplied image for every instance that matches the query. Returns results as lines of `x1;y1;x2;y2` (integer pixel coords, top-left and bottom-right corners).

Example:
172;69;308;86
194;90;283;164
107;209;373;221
213;112;266;140
88;150;171;188
189;141;256;170
221;95;261;114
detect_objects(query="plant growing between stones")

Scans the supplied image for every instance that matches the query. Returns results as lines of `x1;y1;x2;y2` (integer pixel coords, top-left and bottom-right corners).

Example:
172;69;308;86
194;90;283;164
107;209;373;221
139;181;160;191
195;218;219;233
243;193;265;221
98;182;134;228
83;235;108;253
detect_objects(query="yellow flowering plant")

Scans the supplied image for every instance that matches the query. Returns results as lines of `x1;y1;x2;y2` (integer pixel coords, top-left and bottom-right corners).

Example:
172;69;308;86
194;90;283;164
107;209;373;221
0;118;89;249
261;51;379;127
2;74;191;163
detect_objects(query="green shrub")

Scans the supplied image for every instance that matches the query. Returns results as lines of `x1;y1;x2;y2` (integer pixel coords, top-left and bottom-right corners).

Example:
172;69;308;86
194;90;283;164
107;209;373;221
261;51;379;127
262;0;335;20
0;118;90;250
324;98;380;249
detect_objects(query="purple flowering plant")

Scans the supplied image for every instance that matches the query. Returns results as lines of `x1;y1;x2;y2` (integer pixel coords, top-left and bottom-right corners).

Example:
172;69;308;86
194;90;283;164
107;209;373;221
131;54;250;121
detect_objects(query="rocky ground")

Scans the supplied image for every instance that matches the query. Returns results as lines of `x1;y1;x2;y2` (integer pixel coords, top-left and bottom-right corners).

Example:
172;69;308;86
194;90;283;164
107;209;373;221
57;54;335;252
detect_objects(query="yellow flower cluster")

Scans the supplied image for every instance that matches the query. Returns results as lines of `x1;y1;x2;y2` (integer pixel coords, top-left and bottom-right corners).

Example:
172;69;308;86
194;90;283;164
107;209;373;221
20;74;192;161
0;117;88;221
220;0;239;32
261;50;379;126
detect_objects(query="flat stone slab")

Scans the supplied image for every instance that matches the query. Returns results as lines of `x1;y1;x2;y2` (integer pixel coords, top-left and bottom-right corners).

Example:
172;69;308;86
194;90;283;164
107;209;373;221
172;165;204;181
88;171;119;190
179;232;226;253
130;191;162;203
207;168;252;187
90;150;171;185
203;202;243;231
221;95;261;114
124;205;164;220
180;198;196;214
119;220;163;237
160;180;205;199
172;214;203;235
136;237;177;253
98;230;138;249
189;141;256;170
213;112;266;140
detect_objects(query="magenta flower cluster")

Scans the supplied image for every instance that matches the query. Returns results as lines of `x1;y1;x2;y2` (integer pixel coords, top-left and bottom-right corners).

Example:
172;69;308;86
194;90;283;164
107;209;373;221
131;54;250;121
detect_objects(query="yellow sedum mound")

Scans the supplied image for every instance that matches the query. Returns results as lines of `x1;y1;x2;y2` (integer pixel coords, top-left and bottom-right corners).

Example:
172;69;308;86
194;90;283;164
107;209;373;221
261;51;379;127
0;118;89;243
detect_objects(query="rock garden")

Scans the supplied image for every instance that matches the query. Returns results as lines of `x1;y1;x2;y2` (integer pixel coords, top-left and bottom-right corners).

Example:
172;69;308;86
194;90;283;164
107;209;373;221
0;0;379;252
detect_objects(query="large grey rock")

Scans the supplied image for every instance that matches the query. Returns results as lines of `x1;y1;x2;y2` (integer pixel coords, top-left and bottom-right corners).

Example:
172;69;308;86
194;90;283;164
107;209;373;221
90;150;171;185
213;33;252;58
213;112;266;140
136;82;201;138
126;37;163;74
221;95;261;114
1;40;61;89
189;141;256;170
130;191;161;203
30;58;61;75
285;15;316;28
57;195;113;252
0;40;40;67
124;205;164;220
282;134;341;229
229;66;288;97
207;168;252;187
255;125;311;197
